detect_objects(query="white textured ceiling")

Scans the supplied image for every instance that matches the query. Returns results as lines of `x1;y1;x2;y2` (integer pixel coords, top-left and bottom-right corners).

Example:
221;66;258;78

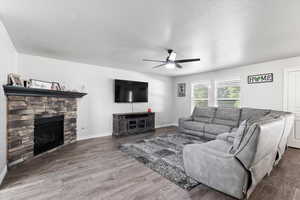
1;0;300;76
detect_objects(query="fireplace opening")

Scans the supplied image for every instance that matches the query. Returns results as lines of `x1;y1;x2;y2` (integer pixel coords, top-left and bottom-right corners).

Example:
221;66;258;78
34;115;64;156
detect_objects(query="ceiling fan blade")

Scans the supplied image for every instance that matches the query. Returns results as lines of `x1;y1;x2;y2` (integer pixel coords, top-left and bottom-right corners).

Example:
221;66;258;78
175;58;200;63
152;63;167;68
175;63;183;69
143;59;165;63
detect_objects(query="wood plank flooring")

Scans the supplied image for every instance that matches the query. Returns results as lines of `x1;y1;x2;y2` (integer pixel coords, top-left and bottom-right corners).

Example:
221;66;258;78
0;127;300;200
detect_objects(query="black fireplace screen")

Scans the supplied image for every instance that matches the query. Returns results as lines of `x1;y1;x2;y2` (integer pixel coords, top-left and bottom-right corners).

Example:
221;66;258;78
34;115;64;156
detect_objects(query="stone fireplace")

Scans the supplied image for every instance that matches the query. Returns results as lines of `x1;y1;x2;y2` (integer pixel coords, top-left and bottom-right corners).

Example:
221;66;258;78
4;85;87;167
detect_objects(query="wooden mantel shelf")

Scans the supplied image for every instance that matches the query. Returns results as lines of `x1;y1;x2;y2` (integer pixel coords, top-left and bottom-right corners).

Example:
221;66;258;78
3;85;87;98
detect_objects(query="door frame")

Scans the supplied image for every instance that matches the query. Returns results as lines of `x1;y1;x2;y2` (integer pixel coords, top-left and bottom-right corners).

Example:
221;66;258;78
283;66;300;148
283;66;300;111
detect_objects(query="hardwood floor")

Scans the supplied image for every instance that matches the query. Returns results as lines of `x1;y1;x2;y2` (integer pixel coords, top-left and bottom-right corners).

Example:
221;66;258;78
0;127;300;200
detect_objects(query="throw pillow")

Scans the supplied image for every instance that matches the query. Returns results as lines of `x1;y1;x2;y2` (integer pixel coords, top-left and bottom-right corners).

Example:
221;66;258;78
231;120;247;153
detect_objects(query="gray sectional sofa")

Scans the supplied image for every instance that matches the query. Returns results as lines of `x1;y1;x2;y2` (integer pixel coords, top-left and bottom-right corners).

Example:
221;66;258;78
179;106;294;199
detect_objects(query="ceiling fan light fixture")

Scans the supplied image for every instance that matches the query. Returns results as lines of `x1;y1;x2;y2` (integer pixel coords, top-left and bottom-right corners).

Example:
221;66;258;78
165;63;175;69
169;52;177;61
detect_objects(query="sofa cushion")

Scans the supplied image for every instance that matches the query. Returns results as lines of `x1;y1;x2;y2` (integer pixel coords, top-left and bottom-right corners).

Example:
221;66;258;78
192;106;216;123
216;132;235;143
204;133;218;139
204;123;231;135
213;108;241;127
239;108;270;124
182;121;205;132
180;129;205;137
231;128;238;133
200;140;233;154
231;120;247;153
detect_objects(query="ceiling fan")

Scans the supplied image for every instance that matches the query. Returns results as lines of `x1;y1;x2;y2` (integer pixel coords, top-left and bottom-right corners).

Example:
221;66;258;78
143;49;200;69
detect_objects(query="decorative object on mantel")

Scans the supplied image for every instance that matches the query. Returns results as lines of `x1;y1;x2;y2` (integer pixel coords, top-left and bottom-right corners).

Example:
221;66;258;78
3;85;87;98
177;83;186;97
23;79;30;88
60;81;67;91
8;73;23;87
80;84;86;93
6;73;86;95
248;73;273;84
51;82;61;91
29;79;53;90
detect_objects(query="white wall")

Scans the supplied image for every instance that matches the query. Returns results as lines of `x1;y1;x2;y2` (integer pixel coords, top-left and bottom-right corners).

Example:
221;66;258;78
173;56;300;123
17;54;174;140
0;20;18;183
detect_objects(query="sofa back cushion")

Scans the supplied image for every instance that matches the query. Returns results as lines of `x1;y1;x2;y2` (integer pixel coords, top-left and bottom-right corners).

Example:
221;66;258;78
246;113;280;130
213;107;241;127
239;108;270;125
192;106;216;123
269;110;291;118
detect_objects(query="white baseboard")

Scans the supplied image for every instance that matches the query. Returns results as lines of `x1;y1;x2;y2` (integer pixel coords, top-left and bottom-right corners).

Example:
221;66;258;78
77;132;111;141
0;165;7;185
155;123;178;128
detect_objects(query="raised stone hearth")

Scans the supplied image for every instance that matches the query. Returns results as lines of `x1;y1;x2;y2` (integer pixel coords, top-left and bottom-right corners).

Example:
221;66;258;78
7;96;78;167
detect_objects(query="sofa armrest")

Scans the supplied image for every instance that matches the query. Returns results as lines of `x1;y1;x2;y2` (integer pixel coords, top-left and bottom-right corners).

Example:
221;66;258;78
178;117;193;128
179;117;193;122
183;144;248;199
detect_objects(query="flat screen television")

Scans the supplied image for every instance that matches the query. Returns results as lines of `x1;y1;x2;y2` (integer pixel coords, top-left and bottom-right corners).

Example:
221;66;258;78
114;79;148;103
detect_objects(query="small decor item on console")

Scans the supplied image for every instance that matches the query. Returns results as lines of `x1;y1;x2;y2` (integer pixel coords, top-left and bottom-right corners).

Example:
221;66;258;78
29;79;53;90
8;73;23;87
147;108;152;113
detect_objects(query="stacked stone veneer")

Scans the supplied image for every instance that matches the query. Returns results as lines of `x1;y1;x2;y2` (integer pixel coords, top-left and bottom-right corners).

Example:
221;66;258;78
7;96;77;167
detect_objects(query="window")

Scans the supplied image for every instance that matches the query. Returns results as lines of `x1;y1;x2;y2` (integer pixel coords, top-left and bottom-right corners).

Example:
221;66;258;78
191;82;209;109
216;80;241;108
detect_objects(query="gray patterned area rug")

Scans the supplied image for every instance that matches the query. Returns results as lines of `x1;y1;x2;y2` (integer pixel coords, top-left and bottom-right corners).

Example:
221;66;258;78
120;132;211;190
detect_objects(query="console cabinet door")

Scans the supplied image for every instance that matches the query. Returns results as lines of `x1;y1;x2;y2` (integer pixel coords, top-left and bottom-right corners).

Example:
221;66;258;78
128;119;138;134
147;117;154;129
119;119;128;134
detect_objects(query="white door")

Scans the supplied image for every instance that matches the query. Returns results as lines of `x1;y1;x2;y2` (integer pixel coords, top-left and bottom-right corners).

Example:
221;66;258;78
285;68;300;148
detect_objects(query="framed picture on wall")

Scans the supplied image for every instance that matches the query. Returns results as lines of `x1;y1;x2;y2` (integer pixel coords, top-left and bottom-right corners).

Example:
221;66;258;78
248;73;273;84
177;83;186;97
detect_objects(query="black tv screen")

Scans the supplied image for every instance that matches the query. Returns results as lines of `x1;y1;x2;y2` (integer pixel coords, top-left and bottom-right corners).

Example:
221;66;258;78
115;79;148;103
